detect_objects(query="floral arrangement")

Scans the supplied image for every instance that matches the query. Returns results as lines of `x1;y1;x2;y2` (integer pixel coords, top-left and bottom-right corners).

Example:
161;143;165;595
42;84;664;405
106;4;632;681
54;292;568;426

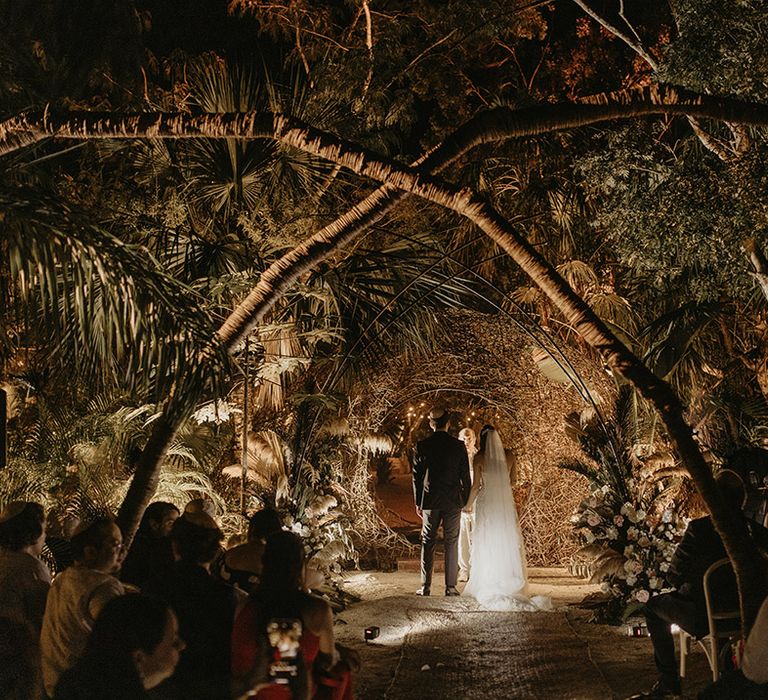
285;490;357;575
571;482;686;621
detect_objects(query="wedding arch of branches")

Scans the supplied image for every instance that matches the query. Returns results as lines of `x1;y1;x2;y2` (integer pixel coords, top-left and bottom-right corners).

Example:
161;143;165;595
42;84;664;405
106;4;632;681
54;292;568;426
348;309;617;565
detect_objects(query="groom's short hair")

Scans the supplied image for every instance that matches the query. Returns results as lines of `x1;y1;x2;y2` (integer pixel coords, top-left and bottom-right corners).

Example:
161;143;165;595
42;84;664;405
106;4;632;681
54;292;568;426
428;407;450;430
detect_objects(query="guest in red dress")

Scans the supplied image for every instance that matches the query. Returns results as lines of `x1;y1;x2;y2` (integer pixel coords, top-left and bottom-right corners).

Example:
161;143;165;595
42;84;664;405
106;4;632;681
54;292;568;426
231;531;354;700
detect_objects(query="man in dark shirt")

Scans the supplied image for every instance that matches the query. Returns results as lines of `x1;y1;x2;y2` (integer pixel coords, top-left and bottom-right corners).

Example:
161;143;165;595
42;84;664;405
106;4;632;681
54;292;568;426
147;511;239;700
632;470;768;699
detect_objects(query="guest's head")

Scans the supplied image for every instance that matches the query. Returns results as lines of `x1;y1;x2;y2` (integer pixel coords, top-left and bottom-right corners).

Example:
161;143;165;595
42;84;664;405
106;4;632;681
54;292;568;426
77;594;185;691
428;407;450;431
715;469;747;510
184;498;216;518
260;530;305;593
138;502;179;538
171;512;223;566
458;428;476;454
479;424;495;451
70;517;123;574
0;502;46;556
247;507;282;543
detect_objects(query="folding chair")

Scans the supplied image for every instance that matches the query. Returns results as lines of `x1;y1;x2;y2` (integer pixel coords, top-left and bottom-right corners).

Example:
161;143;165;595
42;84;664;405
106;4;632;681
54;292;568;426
677;557;741;682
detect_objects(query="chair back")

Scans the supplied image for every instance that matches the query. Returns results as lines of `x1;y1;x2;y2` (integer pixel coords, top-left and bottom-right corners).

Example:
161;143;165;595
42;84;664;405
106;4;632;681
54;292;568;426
703;557;741;638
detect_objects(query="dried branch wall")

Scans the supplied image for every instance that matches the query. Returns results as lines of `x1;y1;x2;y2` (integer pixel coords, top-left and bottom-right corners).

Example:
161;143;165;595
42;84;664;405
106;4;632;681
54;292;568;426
353;310;616;565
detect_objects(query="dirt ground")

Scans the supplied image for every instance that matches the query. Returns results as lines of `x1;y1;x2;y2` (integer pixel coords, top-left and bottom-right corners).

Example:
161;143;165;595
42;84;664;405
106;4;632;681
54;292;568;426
348;470;715;698
332;568;714;699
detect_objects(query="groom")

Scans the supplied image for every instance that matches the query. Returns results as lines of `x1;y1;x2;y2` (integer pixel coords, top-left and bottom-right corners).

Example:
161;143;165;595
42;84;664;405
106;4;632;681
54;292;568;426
412;407;472;596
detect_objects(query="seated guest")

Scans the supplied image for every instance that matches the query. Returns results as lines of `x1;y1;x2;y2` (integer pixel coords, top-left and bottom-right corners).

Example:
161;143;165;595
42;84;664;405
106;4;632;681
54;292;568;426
0;615;42;700
40;517;125;697
632;470;768;699
54;594;185;700
699;594;768;699
232;531;354;700
147;511;239;699
0;501;51;633
121;501;179;590
213;507;282;593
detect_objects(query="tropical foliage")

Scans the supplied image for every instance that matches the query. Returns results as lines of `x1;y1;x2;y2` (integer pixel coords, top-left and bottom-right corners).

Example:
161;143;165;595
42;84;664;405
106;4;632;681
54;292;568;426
560;388;688;621
4;0;768;625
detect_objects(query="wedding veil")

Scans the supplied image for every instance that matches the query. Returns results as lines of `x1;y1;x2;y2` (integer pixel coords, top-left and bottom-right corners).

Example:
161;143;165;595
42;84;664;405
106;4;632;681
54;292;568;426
464;428;552;611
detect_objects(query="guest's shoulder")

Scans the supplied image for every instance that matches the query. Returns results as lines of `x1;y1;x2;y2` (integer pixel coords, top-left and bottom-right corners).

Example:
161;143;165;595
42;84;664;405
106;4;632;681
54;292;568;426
301;592;333;627
31;553;52;583
749;519;768;545
687;516;712;531
90;572;124;599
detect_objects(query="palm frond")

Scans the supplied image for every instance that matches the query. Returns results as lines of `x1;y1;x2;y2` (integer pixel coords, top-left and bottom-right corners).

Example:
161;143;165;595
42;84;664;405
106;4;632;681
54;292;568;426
2;191;229;404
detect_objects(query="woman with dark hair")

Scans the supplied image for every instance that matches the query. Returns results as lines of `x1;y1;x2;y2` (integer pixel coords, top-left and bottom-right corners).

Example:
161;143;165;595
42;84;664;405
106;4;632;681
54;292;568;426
121;501;179;590
0;501;51;632
232;531;354;700
53;594;185;699
213;507;282;593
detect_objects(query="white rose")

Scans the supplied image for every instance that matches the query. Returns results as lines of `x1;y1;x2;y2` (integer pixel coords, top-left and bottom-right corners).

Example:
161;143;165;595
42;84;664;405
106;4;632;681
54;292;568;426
635;589;650;604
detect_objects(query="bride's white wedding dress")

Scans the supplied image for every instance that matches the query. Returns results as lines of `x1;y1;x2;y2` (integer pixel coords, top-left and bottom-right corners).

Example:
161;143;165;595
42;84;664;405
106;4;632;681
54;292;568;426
463;429;552;612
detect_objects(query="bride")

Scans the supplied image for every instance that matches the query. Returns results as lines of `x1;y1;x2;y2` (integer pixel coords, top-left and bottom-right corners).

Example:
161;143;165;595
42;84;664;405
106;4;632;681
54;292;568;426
462;425;551;612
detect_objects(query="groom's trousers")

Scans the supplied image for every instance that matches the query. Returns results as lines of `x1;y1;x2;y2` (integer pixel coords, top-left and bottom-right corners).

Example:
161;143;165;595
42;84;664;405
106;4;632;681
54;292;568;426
420;508;461;589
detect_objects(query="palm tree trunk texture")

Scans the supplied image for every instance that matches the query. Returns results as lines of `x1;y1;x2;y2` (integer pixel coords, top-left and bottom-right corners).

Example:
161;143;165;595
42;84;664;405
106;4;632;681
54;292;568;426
8;95;768;627
0;387;7;469
5;87;768;159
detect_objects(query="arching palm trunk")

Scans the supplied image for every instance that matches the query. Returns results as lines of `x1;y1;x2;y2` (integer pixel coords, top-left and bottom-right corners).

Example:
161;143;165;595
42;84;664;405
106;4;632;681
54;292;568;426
7;96;768;627
270;121;767;632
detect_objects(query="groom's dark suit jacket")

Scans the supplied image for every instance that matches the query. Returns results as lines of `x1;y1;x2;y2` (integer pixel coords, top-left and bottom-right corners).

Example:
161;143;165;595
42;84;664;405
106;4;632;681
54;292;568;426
412;431;471;511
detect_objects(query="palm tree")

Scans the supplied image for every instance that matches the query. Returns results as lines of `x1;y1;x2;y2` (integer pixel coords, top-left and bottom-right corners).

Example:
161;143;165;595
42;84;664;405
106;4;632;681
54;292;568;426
4;91;768;627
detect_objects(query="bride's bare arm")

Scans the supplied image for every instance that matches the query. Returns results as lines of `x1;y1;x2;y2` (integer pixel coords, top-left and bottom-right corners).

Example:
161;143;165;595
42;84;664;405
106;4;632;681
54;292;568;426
464;454;484;512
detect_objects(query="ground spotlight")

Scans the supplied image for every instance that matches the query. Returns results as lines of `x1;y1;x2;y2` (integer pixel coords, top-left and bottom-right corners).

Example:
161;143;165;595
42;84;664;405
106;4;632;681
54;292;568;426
364;626;380;641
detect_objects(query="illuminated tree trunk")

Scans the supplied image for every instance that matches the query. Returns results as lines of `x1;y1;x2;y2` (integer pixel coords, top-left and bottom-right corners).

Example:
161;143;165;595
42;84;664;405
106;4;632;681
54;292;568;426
9;97;768;628
0;387;7;469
